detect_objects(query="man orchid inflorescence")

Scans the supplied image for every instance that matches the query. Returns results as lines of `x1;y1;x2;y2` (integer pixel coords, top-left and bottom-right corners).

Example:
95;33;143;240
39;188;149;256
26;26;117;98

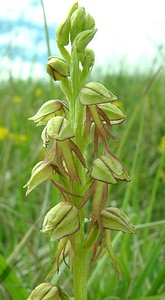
25;3;135;300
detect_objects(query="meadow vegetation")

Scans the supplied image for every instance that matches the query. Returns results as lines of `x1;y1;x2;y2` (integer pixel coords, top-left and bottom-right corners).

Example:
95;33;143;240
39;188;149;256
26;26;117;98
0;65;165;299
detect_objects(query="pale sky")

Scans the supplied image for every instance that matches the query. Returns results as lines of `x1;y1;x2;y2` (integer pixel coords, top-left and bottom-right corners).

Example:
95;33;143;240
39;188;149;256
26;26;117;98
1;0;165;77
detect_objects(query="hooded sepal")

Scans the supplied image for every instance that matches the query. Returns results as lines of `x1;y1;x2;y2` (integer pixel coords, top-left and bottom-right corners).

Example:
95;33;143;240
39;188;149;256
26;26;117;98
74;29;97;53
98;102;126;123
70;7;86;43
101;207;135;233
41;202;80;241
41;116;74;147
24;161;56;195
91;154;130;184
46;116;74;141
46;56;70;81
27;282;70;300
80;82;117;105
56;2;78;47
29;100;68;126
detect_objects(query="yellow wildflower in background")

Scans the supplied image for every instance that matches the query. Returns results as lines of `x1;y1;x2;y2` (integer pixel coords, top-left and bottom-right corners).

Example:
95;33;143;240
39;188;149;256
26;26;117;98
0;127;27;143
12;96;23;103
35;87;43;97
0;127;9;140
9;133;28;143
158;136;165;153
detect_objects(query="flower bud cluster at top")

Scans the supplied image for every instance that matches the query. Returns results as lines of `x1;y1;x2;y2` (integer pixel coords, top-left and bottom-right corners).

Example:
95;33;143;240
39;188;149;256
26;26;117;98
26;2;135;298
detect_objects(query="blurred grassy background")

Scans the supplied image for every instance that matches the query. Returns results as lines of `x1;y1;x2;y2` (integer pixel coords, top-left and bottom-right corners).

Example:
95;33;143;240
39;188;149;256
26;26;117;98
0;65;165;299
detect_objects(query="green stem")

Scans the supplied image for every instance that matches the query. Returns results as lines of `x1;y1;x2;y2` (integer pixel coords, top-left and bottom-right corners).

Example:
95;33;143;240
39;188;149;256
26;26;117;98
73;208;87;300
70;43;88;300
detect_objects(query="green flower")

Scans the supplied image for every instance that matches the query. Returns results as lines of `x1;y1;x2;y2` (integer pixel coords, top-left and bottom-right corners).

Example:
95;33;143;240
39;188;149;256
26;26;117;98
24;161;56;195
46;57;69;81
29;100;68;126
91;155;130;184
27;282;69;300
101;207;135;233
41;202;80;241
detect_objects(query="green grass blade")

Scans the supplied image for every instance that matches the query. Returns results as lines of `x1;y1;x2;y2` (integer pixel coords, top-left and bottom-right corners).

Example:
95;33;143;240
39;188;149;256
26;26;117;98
40;0;54;96
132;295;165;300
0;255;28;300
146;151;165;224
129;234;164;299
146;263;165;296
40;0;51;57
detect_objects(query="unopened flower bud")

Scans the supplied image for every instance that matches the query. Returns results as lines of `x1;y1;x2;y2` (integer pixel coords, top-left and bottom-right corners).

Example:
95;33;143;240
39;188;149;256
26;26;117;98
46;116;74;141
29;100;68;126
80;48;95;69
41;202;80;241
56;19;70;47
46;57;69;81
74;29;97;53
101;207;135;233
82;12;95;31
56;2;78;46
27;282;69;300
24;161;55;195
80;82;117;105
70;7;86;42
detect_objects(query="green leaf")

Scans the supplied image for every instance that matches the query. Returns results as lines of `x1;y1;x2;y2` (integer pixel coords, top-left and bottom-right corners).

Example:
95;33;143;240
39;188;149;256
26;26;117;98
0;254;28;300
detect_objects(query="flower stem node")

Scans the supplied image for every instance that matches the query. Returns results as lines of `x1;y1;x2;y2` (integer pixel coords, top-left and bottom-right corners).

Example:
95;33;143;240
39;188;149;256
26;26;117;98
101;207;136;233
80;82;117;105
29;100;68;126
24;161;55;195
46;57;69;81
27;282;70;300
91;155;130;184
41;202;80;241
